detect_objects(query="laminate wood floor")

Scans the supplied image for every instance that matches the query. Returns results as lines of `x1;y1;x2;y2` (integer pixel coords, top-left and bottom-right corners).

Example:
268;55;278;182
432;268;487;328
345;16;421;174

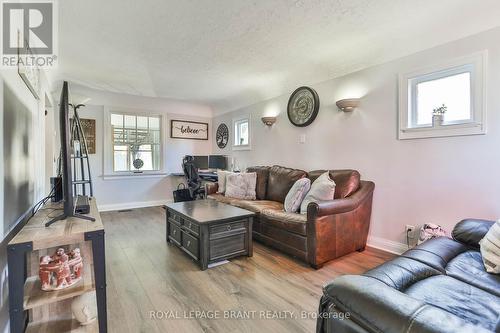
102;206;394;333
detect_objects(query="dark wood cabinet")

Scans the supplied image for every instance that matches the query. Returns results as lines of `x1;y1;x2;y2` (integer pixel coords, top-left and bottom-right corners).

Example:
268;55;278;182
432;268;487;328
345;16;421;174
165;200;254;270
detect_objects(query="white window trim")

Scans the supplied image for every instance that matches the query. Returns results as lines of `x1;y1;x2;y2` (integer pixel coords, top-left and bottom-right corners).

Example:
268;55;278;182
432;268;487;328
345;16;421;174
232;115;251;151
398;51;487;140
103;107;168;178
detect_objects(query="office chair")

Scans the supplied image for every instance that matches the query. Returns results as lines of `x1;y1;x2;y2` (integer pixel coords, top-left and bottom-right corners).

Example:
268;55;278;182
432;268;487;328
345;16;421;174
182;155;206;200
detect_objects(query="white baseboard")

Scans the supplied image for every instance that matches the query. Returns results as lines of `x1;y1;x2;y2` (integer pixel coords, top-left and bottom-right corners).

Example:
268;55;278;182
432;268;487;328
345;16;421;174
98;199;173;212
367;236;409;255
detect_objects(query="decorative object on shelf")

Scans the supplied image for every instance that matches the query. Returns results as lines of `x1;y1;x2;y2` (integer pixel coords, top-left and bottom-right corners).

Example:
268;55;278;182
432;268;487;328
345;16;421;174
171;120;209;140
261;116;277;127
216;123;229;148
38;247;83;291
287;86;320;127
336;98;360;112
432;104;447;126
71;291;97;326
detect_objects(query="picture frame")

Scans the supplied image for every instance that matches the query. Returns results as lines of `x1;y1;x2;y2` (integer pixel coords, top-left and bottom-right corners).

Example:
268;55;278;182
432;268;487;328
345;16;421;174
170;120;209;140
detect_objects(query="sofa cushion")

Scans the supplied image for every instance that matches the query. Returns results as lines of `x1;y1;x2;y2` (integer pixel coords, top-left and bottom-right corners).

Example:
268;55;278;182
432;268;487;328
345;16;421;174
225;172;257;200
300;171;336;214
479;219;500;274
401;237;468;273
452;219;495;249
216;170;232;194
445;250;500;297
404;275;500;332
235;200;283;213
207;193;246;206
246;166;270;200
266;165;307;203
364;257;441;291
260;209;307;236
284;178;311;213
308;169;360;199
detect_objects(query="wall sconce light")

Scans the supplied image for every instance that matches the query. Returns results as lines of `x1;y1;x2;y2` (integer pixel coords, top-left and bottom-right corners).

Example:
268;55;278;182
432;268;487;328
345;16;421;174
336;98;360;112
261;116;277;126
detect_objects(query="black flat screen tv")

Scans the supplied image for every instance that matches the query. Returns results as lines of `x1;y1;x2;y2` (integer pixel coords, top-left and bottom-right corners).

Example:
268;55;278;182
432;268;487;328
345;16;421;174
45;81;94;226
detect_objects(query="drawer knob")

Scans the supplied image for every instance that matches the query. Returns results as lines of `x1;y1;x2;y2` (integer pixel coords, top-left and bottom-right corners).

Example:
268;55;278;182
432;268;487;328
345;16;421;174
173;229;176;235
227;225;232;231
189;222;192;228
187;240;191;247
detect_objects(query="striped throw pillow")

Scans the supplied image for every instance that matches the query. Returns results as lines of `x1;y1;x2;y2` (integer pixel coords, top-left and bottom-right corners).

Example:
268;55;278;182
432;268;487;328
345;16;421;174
479;219;500;274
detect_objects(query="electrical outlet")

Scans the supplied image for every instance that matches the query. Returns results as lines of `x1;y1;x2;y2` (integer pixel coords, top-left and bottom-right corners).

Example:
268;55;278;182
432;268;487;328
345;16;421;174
405;225;415;238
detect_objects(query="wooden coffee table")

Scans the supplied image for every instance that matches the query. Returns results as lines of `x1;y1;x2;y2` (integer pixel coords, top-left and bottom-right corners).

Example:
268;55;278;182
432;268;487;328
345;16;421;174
165;200;255;270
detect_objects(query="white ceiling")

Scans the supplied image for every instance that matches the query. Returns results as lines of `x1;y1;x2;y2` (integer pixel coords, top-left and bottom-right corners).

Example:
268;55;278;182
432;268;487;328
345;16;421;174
54;0;500;114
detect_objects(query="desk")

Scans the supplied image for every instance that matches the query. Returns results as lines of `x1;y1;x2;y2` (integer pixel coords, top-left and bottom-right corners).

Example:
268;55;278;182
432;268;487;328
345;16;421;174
171;172;218;182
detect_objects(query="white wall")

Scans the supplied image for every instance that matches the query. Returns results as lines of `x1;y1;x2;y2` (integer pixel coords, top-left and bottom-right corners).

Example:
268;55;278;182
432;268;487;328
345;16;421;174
78;104;212;211
212;27;500;252
0;67;52;333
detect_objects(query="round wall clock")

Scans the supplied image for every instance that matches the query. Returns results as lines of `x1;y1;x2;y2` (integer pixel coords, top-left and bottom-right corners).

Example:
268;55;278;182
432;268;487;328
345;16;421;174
287;86;320;127
216;123;229;149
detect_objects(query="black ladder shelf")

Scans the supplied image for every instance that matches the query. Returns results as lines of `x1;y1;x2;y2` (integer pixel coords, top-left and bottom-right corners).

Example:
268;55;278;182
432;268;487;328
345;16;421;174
70;104;94;197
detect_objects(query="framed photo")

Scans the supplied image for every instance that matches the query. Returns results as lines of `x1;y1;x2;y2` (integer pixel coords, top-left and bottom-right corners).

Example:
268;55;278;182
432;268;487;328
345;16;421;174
70;118;96;154
170;120;208;140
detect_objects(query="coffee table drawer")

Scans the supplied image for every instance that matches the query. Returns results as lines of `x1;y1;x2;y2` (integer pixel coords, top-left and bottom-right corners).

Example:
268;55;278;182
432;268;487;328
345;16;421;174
169;212;183;224
210;220;246;235
182;231;199;260
210;233;246;261
184;220;199;235
169;222;182;244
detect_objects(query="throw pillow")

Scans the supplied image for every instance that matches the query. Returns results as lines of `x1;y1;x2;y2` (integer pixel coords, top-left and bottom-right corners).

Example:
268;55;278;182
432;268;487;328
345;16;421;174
284;178;311;213
217;170;231;194
479;219;500;274
300;171;336;214
225;172;257;200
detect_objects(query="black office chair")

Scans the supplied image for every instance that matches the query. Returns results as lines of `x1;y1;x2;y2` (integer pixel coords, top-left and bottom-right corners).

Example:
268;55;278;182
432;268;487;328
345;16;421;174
182;155;206;200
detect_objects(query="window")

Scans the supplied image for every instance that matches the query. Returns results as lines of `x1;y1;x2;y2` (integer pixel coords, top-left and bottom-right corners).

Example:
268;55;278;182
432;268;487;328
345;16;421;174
398;52;486;139
110;113;161;172
233;117;250;150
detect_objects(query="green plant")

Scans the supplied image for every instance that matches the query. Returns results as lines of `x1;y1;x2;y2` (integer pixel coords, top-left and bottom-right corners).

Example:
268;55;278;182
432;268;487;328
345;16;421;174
432;104;447;115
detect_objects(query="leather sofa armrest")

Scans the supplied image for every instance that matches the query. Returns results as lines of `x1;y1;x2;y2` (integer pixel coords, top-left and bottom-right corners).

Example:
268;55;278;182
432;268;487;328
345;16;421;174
205;182;219;195
320;275;491;333
307;181;374;217
452;218;495;248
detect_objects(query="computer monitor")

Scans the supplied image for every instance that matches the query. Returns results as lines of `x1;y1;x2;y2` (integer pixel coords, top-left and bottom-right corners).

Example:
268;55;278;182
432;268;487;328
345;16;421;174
209;155;227;170
192;155;209;169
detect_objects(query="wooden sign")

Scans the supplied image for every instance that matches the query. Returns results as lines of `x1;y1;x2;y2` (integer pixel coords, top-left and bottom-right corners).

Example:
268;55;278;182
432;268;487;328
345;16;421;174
170;120;208;140
71;118;96;154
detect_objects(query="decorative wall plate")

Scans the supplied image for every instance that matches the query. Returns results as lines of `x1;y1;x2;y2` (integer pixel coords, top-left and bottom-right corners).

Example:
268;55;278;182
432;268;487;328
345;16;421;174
216;123;229;149
287;86;320;127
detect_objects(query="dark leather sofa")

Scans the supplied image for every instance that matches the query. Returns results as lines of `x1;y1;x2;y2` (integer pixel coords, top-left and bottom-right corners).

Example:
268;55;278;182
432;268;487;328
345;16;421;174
317;219;500;333
206;165;375;268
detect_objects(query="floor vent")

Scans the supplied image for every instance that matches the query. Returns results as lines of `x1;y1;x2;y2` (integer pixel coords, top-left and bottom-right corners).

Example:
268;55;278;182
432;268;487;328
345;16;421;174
117;209;133;213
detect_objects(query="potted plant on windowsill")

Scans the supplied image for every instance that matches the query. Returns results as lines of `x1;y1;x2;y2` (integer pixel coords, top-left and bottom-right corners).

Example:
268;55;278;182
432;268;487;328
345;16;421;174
432;104;447;127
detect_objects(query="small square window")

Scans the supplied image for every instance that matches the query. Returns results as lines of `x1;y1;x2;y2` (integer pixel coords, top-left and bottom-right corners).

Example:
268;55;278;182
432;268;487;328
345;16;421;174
233;117;251;150
398;51;486;140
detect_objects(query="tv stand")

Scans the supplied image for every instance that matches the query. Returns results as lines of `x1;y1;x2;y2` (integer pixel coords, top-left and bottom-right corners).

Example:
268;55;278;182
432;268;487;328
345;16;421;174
45;211;96;227
8;199;106;333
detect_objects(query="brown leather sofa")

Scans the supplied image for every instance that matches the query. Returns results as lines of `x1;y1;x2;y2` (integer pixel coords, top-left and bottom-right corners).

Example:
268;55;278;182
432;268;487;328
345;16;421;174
317;219;500;333
206;165;375;268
